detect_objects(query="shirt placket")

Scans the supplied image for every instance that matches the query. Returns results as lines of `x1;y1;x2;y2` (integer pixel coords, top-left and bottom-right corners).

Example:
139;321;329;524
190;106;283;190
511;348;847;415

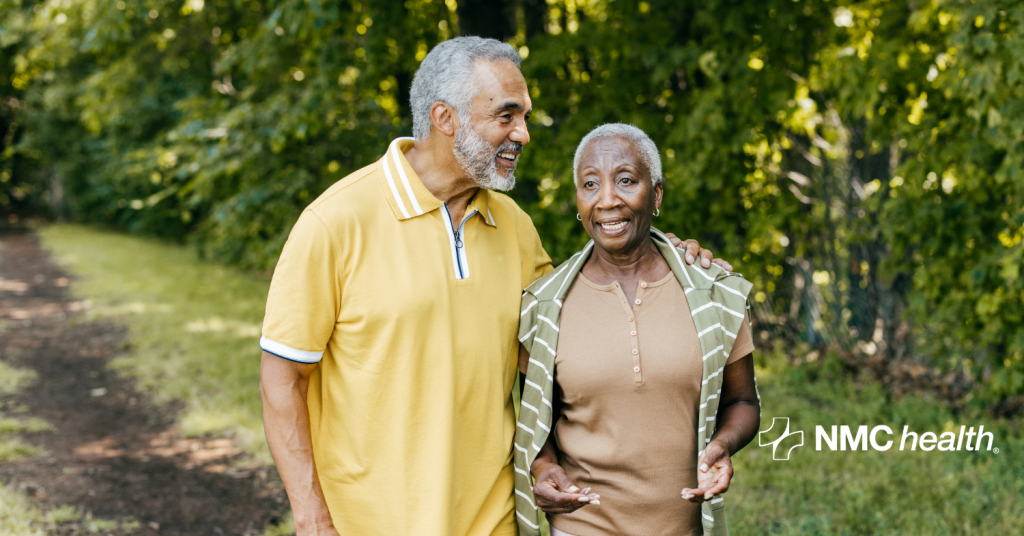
612;280;649;385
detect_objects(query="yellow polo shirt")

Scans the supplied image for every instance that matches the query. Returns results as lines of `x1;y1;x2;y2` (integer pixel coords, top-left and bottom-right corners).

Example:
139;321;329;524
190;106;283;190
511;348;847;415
261;138;551;536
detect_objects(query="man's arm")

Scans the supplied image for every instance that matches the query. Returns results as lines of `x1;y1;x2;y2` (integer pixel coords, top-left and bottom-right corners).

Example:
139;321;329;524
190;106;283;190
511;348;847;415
260;352;339;536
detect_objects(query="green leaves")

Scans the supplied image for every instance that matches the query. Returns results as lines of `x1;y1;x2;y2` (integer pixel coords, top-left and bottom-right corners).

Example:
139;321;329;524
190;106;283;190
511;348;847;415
2;0;1022;399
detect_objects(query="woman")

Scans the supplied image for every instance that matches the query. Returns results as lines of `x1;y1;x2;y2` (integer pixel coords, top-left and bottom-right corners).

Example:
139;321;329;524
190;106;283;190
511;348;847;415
513;124;760;536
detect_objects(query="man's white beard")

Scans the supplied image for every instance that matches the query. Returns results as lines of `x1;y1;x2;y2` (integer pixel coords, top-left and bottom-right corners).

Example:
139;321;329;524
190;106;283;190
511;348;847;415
453;122;516;191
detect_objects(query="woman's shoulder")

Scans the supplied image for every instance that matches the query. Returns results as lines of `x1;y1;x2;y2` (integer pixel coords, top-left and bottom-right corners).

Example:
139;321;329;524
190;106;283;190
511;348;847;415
523;245;593;301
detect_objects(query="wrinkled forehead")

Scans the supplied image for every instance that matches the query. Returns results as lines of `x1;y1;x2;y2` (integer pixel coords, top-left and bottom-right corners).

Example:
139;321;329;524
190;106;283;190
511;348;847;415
470;60;531;111
579;135;646;173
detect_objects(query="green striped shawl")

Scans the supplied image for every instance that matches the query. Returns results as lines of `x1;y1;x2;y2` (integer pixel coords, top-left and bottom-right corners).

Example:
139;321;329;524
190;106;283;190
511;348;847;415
514;228;754;536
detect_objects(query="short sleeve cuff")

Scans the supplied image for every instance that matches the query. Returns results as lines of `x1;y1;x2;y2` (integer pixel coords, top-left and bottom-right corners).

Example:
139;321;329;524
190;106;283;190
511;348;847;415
726;341;755;365
260;336;324;363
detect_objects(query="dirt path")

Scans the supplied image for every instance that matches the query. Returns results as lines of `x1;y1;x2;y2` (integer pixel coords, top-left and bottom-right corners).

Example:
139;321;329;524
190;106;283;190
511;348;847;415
0;229;289;536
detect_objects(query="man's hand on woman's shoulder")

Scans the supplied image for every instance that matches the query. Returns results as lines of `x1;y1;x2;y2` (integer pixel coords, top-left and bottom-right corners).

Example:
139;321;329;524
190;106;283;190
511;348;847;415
663;233;734;272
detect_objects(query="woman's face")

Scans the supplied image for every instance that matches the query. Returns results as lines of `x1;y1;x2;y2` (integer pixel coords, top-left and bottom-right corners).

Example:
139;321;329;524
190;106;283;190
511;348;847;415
575;136;663;257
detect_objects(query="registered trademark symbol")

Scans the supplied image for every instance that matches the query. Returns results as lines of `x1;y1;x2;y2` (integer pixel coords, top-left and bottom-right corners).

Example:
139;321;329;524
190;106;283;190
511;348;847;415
993;448;999;454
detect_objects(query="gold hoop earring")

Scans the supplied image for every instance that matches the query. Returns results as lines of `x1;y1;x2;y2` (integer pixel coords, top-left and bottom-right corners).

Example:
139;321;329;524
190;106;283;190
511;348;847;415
653;209;660;217
577;213;582;221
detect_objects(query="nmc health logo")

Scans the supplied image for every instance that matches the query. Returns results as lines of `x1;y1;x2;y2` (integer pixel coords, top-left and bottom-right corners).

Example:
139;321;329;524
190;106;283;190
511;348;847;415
758;417;804;460
756;417;1000;460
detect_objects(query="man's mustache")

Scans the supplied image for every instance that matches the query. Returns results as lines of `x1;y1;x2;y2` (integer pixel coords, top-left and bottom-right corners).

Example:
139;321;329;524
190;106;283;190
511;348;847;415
495;141;524;156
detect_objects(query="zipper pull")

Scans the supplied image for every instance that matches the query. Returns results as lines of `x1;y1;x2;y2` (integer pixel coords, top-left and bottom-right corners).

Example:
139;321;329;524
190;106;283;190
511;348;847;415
455;230;463;248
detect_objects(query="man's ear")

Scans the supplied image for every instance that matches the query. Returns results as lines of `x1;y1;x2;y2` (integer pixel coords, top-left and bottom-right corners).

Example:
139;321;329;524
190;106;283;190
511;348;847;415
654;181;664;211
429;102;458;138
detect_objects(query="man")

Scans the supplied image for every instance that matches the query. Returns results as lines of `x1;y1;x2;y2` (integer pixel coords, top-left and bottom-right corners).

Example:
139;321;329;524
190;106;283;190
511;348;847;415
259;36;728;536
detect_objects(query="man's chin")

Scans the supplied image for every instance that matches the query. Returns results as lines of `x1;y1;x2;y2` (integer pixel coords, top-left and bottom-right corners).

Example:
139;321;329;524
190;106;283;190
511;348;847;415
474;169;516;191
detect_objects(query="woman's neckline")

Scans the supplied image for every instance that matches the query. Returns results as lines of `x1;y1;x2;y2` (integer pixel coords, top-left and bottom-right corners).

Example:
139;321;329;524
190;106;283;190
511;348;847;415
580;237;671;287
577;269;676;291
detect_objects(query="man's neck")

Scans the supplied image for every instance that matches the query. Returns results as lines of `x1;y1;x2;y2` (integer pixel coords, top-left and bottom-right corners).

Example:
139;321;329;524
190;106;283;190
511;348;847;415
404;138;480;225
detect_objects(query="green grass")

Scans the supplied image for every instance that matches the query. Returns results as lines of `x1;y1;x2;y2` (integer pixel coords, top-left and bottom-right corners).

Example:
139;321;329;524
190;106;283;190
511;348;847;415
39;224;273;462
729;347;1024;535
36;224;1024;536
0;484;139;536
0;361;48;462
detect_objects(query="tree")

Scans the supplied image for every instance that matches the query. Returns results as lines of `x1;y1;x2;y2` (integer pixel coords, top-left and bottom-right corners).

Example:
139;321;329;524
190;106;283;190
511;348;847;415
2;0;1021;401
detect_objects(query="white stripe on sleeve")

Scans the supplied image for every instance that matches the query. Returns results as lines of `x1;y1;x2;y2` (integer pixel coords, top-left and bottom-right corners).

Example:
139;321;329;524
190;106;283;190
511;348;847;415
520;299;538;317
517;511;540;528
538;315;560;332
714;281;747;298
519;324;538;342
260;336;324;363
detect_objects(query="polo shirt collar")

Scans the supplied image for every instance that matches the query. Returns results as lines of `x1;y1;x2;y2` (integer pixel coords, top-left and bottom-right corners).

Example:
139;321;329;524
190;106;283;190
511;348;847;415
380;137;443;219
379;137;497;227
466;188;496;227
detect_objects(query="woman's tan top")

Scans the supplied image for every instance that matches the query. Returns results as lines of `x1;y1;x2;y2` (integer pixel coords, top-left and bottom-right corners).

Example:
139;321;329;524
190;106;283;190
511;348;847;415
551;271;754;536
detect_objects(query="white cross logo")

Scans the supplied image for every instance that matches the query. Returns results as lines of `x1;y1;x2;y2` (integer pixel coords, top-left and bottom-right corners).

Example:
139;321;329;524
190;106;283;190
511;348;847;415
758;417;804;461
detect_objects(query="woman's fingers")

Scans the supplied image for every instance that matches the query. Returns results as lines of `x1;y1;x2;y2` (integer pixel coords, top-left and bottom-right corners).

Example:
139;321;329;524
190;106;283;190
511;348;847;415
552;468;601;505
680;487;702;502
533;481;599;513
702;471;732;497
531;463;600;513
552;468;579;493
683;446;734;502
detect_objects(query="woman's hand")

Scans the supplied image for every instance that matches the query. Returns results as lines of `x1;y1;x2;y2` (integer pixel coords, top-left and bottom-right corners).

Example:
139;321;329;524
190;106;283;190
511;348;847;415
531;459;600;514
681;440;734;503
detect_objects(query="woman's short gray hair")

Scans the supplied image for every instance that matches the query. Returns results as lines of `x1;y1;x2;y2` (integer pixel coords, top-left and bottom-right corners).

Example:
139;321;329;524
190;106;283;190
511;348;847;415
572;123;663;186
410;37;522;141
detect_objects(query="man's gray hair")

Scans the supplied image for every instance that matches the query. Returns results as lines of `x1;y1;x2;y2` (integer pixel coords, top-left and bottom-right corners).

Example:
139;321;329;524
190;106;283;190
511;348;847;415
410;37;522;141
572;123;663;186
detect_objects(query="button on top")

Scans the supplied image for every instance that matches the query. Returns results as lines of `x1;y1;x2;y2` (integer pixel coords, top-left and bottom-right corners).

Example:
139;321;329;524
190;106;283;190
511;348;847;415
633;366;641;372
640;282;648;288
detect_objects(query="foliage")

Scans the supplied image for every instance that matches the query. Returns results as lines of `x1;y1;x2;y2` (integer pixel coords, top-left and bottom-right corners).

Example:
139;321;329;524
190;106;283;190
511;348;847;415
1;0;1022;399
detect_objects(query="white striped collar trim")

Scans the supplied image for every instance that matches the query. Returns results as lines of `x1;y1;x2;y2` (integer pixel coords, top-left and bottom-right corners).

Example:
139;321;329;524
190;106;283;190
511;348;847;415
380;138;498;227
379;137;443;220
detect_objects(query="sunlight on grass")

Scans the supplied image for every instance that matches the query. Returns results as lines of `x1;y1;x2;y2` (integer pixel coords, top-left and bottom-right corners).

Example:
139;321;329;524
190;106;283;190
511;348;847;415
40;224;272;462
0;485;140;536
0;359;35;397
0;483;50;536
0;360;47;462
